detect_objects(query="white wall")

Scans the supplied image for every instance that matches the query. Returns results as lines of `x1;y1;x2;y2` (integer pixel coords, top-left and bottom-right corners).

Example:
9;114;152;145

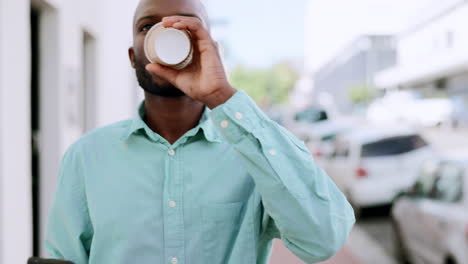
0;0;34;263
375;2;468;88
303;0;433;74
0;0;141;260
37;0;140;257
398;3;468;68
94;0;140;130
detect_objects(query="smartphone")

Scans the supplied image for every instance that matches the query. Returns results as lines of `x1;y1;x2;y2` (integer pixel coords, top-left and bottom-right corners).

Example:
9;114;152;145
28;257;75;264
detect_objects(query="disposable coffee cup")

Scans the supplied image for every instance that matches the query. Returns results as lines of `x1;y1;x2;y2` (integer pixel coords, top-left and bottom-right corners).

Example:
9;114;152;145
144;22;193;70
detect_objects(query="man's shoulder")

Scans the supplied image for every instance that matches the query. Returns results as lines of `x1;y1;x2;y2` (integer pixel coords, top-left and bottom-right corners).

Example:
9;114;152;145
66;119;132;154
84;119;133;140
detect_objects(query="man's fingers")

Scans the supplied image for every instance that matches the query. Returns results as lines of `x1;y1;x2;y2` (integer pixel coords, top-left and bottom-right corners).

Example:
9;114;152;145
162;16;211;41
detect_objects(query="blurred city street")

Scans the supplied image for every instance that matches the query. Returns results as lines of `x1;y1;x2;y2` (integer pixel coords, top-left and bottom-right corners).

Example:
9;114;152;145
354;128;468;263
2;0;468;263
272;124;468;264
275;1;468;262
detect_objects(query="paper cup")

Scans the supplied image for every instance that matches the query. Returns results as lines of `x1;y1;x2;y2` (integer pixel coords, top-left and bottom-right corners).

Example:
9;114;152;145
144;22;193;70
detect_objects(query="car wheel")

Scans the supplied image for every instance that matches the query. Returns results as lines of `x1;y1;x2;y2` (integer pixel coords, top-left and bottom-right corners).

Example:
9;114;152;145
392;219;411;264
446;256;456;264
352;203;362;219
345;189;362;219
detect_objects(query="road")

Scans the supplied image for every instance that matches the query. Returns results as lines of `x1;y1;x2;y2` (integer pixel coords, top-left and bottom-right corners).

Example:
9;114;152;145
355;207;398;263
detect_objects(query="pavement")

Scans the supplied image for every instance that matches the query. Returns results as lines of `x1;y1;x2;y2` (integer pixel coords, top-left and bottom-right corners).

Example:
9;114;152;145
269;239;360;264
269;223;388;264
269;219;398;264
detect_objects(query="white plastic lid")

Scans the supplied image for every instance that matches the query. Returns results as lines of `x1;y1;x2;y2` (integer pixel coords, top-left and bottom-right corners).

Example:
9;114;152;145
154;28;191;65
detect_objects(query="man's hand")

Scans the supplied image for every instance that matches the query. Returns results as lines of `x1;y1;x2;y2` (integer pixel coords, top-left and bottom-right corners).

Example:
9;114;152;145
145;16;237;109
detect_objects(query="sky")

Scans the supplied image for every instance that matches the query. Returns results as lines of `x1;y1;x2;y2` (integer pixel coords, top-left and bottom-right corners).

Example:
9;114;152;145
204;0;436;72
203;0;308;69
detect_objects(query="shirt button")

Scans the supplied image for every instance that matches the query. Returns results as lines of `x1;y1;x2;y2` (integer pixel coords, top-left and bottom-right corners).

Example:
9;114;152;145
168;149;175;156
171;257;178;264
220;120;229;128
235;112;243;120
269;149;277;156
168;200;176;208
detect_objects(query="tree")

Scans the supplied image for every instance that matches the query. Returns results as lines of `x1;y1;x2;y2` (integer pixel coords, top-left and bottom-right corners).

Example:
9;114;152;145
348;83;377;106
228;62;299;106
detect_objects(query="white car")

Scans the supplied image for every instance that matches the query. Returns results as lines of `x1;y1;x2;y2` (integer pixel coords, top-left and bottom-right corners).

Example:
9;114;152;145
392;158;468;264
303;120;354;165
288;107;329;142
325;127;435;214
367;91;454;127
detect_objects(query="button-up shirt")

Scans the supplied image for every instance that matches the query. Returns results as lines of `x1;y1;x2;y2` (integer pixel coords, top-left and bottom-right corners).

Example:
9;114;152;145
45;91;355;264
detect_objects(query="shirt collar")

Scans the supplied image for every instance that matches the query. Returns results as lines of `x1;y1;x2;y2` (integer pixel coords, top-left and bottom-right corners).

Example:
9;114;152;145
121;100;222;143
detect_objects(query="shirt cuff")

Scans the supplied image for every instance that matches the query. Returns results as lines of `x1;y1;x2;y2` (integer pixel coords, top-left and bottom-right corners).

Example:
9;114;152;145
209;90;269;143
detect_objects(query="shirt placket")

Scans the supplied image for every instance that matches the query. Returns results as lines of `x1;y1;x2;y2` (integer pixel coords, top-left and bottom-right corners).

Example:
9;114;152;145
163;146;185;264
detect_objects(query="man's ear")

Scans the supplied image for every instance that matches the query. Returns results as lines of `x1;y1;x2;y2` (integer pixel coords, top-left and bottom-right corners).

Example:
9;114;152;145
128;47;136;69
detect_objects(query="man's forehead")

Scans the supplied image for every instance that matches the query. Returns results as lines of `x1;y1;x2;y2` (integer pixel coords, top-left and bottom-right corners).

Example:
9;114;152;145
134;0;205;23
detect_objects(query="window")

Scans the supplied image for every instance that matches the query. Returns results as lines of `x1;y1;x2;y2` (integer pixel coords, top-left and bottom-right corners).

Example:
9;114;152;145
411;161;439;197
431;163;464;203
294;108;328;123
321;133;338;142
82;31;97;132
361;135;427;158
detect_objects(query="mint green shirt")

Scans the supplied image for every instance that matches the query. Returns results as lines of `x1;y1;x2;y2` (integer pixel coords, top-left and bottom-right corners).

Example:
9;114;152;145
45;91;355;264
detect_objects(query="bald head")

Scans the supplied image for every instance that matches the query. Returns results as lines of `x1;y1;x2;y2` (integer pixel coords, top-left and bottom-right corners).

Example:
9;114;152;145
133;0;209;34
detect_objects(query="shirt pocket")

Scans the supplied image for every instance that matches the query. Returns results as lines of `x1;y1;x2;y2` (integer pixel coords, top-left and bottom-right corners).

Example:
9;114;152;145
201;201;246;264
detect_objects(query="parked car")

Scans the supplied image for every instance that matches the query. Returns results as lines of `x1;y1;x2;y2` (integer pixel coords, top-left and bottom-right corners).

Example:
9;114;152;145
325;127;435;215
303;120;354;164
289;106;329;141
392;157;468;264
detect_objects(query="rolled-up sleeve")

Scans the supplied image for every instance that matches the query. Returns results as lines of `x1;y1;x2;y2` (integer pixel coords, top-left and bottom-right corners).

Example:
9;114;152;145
210;90;355;263
44;147;93;264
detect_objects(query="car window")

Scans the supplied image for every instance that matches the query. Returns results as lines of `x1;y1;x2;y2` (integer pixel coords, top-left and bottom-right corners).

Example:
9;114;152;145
411;161;439;196
361;135;427;158
294;108;328;123
321;133;337;142
431;163;464;203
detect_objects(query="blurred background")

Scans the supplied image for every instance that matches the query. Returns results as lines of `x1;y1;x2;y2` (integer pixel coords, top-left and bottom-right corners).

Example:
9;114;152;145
1;0;468;263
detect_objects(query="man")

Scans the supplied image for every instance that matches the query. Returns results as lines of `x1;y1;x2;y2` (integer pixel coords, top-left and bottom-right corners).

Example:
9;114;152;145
45;0;355;263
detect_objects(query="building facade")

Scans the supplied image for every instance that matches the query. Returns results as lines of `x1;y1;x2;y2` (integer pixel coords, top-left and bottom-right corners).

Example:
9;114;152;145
375;0;468;104
313;35;396;113
0;0;141;262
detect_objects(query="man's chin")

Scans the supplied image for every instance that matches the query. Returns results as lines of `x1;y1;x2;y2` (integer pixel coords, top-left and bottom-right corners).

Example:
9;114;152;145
141;85;186;98
135;63;185;98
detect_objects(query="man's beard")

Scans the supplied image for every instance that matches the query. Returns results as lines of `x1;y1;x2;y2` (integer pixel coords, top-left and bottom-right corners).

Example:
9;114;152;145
134;60;185;98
